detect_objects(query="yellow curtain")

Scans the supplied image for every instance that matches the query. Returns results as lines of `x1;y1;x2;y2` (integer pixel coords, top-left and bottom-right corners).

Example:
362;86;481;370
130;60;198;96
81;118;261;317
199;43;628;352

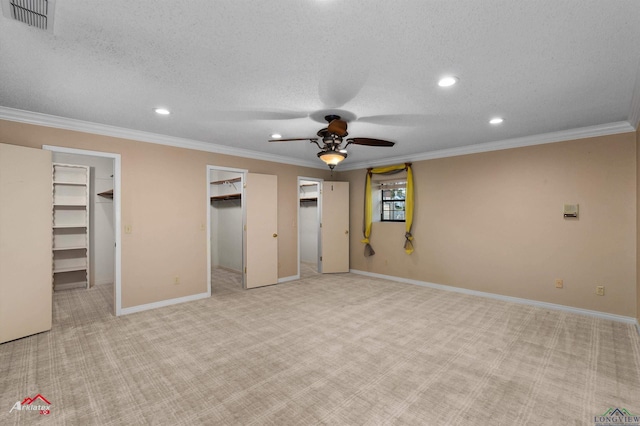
404;165;414;254
361;163;414;256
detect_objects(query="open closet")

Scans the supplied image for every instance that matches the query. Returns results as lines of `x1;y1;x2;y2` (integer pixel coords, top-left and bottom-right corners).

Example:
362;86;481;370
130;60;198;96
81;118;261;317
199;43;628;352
210;169;243;293
297;178;350;277
50;152;115;294
299;179;320;277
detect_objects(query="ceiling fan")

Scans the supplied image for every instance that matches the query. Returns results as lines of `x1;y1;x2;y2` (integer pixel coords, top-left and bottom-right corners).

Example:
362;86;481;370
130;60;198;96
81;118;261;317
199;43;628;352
268;114;395;170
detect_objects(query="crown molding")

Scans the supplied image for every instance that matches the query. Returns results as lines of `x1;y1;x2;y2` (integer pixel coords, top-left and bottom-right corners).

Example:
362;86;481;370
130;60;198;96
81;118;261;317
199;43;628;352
0;106;324;169
341;120;635;171
1;107;634;172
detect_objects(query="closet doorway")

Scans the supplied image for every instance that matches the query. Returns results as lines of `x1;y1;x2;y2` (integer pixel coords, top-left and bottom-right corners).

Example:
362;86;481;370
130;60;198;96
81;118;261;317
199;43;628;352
43;145;122;316
298;177;321;278
208;166;245;294
207;166;279;293
298;178;350;277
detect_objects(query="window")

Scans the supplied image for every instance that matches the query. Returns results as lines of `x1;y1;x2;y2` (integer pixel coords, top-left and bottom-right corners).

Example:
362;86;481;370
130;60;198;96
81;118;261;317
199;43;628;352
380;181;406;222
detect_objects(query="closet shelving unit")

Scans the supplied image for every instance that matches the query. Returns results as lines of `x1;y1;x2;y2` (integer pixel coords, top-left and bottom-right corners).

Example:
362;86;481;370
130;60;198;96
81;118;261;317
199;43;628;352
210;177;241;201
52;163;90;291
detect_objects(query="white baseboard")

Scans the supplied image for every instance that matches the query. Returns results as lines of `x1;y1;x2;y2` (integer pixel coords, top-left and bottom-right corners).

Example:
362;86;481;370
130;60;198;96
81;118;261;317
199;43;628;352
93;279;113;286
350;269;639;326
119;292;210;316
278;275;299;283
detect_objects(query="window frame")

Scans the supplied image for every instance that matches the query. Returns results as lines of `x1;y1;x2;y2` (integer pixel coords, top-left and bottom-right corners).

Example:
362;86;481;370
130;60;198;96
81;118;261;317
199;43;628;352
380;181;407;222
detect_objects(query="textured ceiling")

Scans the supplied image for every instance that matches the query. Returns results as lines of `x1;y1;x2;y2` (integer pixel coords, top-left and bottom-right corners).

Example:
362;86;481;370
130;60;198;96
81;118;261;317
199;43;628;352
1;0;639;169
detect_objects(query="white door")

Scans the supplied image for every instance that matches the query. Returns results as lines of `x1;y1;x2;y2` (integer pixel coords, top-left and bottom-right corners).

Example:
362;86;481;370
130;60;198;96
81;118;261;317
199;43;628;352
0;144;53;343
321;181;349;273
245;173;278;288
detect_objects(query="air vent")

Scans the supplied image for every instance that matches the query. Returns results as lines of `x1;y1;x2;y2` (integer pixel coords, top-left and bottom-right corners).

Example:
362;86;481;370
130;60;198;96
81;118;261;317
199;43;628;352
1;0;55;32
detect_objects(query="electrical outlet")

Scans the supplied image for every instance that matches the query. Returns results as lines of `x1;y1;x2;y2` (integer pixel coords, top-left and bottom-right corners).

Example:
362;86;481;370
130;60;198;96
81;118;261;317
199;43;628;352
174;276;180;285
596;286;605;296
555;279;563;289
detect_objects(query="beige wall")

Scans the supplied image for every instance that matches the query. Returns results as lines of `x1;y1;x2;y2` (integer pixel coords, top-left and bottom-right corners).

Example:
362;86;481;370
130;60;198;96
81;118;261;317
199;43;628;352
0;120;332;309
2;119;637;318
343;133;637;317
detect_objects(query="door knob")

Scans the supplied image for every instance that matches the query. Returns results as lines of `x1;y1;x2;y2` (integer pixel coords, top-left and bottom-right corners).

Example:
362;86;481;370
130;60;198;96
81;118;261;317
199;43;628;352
273;233;278;238
345;230;349;234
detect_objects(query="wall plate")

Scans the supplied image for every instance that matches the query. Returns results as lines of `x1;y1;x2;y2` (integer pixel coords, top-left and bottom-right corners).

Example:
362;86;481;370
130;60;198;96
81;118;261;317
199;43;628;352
563;203;578;218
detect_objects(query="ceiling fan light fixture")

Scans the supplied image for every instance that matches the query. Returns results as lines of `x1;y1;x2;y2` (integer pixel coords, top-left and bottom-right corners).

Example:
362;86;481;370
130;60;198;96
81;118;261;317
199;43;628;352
489;117;504;124
318;150;347;170
270;133;282;139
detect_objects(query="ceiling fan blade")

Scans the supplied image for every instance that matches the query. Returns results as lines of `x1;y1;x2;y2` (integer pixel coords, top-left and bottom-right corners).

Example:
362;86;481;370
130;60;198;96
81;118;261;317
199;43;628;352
357;114;432;126
347;138;395;147
212;110;308;121
268;138;318;142
327;119;348;136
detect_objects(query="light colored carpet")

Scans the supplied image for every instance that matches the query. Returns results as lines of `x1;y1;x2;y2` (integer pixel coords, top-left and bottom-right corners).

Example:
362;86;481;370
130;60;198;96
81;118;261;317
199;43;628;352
1;273;639;425
212;268;244;295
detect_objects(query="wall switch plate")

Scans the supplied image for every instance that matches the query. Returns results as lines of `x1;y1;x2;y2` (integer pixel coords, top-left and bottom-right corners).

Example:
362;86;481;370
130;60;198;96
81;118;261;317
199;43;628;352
555;279;563;288
596;286;605;296
124;224;132;234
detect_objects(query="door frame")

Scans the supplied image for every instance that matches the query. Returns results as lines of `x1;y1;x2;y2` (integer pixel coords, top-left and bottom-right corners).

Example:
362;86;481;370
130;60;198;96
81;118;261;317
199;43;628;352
207;165;247;294
297;176;323;277
43;145;123;315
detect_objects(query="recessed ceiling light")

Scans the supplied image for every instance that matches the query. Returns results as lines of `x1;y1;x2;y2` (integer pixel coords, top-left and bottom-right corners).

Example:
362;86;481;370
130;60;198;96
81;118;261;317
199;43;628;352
270;133;282;139
438;76;458;87
154;108;170;115
489;117;504;125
